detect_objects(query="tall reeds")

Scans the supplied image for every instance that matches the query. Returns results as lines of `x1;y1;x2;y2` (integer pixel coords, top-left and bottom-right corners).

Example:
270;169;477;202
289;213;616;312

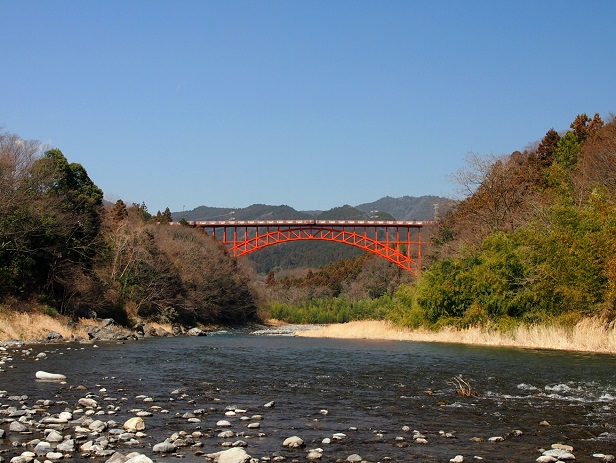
297;319;616;354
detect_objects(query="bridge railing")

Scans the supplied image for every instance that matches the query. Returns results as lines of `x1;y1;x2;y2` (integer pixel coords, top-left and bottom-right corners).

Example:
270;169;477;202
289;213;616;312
185;219;433;227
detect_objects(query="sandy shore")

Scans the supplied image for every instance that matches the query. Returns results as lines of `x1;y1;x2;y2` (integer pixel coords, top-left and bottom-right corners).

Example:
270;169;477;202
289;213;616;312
2;310;615;355
295;319;616;354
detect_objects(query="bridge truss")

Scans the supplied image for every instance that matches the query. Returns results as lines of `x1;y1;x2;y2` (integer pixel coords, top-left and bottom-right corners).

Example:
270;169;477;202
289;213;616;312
188;220;432;274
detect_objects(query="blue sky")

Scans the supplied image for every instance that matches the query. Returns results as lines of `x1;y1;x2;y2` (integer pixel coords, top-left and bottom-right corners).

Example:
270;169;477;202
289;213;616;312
2;1;615;213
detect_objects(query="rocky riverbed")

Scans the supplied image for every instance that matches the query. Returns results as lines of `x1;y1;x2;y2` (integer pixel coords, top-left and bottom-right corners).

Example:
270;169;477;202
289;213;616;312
1;333;615;463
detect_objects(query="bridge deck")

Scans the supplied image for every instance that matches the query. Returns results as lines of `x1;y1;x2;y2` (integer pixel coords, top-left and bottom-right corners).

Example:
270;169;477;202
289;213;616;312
188;219;432;227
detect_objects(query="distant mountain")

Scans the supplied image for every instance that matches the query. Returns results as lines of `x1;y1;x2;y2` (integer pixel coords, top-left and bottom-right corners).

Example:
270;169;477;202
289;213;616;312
172;204;312;222
173;195;453;222
355;195;455;221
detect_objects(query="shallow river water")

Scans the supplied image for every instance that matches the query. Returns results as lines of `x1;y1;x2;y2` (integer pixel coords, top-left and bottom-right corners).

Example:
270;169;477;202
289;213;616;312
1;331;615;462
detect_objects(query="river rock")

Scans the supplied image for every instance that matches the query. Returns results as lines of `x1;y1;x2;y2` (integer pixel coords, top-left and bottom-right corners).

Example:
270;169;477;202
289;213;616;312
45;430;63;442
450;456;464;463
125;454;153;463
104;452;128;463
217;419;232;427
35;371;67;381
347;454;362;462
78;397;98;408
307;449;323;460
206;447;251;463
33;441;52;456
186;327;208;336
552;443;574;452
123;417;145;432
283;436;305;448
46;451;64;460
56;439;75;452
90;419;107;432
88;321;133;341
541;448;576;460
9;421;29;432
153;442;176;453
47;331;64;341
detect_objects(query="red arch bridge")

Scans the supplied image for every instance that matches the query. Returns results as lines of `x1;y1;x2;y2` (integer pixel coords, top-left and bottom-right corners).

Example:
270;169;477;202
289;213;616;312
187;220;433;274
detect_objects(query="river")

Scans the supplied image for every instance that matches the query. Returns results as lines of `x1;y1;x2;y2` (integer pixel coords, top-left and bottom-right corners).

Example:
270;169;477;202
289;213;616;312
1;331;615;462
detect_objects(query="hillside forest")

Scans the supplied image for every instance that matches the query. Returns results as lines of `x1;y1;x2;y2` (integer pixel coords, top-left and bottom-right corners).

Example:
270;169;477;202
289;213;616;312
1;112;615;332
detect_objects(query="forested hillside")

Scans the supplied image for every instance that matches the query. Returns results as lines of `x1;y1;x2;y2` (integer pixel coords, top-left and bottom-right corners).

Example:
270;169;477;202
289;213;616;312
4;112;614;333
404;113;616;328
265;113;616;329
0;131;260;327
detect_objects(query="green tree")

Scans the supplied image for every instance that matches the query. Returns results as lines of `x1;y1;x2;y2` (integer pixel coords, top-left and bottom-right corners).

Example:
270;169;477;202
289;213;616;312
553;132;582;168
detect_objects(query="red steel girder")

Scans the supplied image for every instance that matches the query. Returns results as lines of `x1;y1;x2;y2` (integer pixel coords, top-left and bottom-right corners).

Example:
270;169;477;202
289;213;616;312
188;220;430;275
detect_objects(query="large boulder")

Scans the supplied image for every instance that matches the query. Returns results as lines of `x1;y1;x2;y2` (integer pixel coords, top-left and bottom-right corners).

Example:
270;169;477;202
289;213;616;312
186;327;208;336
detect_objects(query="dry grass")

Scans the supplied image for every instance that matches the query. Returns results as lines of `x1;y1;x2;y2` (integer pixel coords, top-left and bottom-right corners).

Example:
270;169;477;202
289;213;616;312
0;311;92;342
296;319;616;354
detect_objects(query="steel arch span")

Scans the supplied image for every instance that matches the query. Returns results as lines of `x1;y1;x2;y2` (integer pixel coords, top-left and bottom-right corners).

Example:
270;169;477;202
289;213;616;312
187;220;432;275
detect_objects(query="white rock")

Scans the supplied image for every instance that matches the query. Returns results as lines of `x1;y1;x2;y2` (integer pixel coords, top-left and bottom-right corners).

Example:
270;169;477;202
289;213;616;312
552;443;574;452
104;452;128;463
542;448;576;460
347;454;362;462
125;454;154;463
78;397;98;408
34;441;52;456
9;421;29;432
536;456;558;463
45;451;64;460
152;442;176;453
46;430;63;442
415;438;429;445
35;371;66;381
217;419;232;427
283;436;305;448
123;417;145;432
450;456;464;463
89;419;107;432
56;439;75;452
218;430;235;438
488;436;504;442
206;447;251;463
307;449;323;460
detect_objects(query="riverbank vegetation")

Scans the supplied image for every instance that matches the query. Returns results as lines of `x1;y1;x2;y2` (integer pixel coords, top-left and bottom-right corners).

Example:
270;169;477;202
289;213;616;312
264;113;616;344
0;130;260;329
3;112;616;351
